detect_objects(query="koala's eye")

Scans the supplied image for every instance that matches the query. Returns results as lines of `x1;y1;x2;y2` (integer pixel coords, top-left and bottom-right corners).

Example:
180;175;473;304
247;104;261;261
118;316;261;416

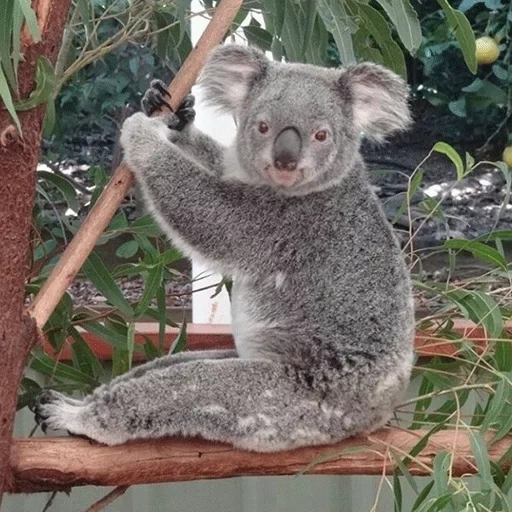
315;130;328;142
258;122;269;134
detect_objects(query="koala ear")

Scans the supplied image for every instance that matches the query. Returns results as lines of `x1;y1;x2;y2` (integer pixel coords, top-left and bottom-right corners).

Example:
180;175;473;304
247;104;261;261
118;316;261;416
198;44;268;113
338;63;412;142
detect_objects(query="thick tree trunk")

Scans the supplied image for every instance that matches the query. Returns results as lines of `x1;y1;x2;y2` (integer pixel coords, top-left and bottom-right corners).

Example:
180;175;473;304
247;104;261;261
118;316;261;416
0;0;71;502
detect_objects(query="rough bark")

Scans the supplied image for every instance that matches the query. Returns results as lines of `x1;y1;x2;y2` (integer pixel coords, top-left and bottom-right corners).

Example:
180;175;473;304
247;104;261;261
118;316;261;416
0;0;72;501
7;429;512;492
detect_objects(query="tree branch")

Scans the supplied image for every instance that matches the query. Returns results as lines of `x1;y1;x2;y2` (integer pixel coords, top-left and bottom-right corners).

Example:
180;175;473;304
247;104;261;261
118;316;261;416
28;0;245;329
7;429;512;493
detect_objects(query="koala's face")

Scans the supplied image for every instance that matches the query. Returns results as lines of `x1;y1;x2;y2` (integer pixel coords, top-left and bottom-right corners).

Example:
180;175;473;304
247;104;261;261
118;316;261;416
235;67;357;193
199;45;411;195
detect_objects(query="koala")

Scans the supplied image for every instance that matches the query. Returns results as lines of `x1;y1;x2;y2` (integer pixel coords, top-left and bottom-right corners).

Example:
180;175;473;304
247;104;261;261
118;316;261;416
35;44;415;452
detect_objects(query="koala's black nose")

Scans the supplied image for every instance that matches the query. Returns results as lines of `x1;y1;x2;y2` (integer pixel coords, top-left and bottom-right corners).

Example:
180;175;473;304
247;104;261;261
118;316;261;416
273;127;302;171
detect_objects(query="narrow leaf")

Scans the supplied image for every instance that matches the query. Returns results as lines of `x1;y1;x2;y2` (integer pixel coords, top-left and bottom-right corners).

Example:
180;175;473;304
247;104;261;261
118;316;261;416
38;170;79;213
437;0;477;73
316;0;356;65
444;239;508;270
82;253;133;317
433;142;465;180
14;56;55;110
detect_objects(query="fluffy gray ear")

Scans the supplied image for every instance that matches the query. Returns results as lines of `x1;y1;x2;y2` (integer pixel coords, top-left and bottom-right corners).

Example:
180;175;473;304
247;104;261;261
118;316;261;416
198;44;268;113
339;63;412;142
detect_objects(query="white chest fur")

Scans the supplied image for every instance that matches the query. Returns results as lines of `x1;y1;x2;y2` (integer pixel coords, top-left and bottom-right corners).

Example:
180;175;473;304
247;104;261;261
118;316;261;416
231;274;286;359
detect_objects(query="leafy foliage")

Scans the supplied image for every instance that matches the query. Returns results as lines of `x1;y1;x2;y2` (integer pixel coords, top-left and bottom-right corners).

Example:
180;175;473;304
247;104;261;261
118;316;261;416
413;0;511;150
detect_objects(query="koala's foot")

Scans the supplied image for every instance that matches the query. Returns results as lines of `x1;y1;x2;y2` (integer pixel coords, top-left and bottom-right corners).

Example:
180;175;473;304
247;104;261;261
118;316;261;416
141;79;195;131
34;389;120;445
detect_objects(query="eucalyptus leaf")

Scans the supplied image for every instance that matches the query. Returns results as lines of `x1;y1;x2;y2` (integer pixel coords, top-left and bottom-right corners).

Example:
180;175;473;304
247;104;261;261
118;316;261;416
116;240;139;259
316;0;356;65
16;0;41;42
374;0;422;54
437;0;477;73
83;252;134;318
243;25;273;52
0;0;17;91
433;142;465;180
14;56;55;111
38;170;80;213
470;431;493;490
0;65;21;133
444;239;508;270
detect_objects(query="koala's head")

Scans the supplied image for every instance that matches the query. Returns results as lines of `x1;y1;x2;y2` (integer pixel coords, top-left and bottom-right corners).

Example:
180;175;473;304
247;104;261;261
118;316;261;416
199;45;411;195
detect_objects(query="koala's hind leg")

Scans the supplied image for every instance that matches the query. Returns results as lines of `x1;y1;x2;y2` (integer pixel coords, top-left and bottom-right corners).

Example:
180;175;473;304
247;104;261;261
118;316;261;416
110;349;238;383
34;359;349;451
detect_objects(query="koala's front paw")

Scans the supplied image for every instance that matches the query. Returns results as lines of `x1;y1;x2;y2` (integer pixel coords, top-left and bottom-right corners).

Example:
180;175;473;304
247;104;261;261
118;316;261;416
141;79;196;131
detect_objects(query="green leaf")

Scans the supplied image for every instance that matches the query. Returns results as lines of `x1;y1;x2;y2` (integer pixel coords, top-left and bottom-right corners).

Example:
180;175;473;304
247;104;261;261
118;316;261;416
392;169;424;224
411;481;434;511
444;239;508;270
0;65;21;133
14;56;55;110
127;322;136;371
11;0;23;84
31;349;96;385
390;449;419;493
156;284;167;354
68;327;103;380
16;0;41;42
316;0;356;65
112;347;130;377
432;451;451;496
37;170;79;213
169;317;187;354
447;289;503;338
492;64;508;81
436;0;477;73
281;0;305;62
135;264;164;318
33;239;57;262
470;431;492;490
408;419;449;461
82;253;133;318
42;98;56;137
393;473;402;512
261;0;285;36
0;0;17;91
142;335;160;361
353;2;407;79
374;0;422;54
126;215;162;237
243;25;273;52
116;240;139;259
80;319;130;349
304;14;329;65
433;142;465;180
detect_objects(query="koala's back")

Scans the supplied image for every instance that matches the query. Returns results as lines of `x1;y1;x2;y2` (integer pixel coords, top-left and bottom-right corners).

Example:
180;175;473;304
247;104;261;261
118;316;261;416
231;165;414;391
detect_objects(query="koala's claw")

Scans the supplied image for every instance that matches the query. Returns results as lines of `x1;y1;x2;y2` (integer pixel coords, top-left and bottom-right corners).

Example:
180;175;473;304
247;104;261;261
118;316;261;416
34;390;58;433
142;79;174;115
141;79;195;131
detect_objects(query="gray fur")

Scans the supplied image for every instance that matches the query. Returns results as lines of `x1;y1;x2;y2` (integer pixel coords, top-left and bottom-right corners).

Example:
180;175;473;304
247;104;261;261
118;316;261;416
35;45;414;451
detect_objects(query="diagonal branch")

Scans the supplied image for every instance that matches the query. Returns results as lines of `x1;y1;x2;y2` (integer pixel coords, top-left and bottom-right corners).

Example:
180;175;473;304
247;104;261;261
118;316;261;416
28;0;244;329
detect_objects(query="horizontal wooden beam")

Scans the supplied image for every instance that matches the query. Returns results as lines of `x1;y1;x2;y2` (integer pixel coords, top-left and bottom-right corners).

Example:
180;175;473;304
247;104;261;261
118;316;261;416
8;428;511;493
43;320;503;361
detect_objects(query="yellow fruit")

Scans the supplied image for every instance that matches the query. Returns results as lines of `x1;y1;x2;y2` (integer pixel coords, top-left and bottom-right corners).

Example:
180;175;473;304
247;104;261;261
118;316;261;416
475;36;500;65
503;146;512;168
